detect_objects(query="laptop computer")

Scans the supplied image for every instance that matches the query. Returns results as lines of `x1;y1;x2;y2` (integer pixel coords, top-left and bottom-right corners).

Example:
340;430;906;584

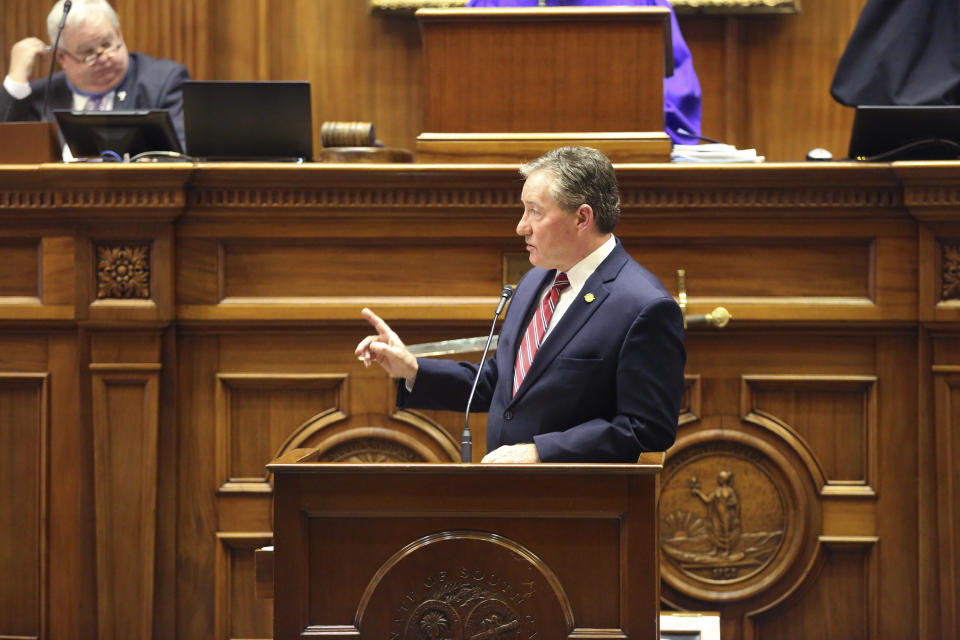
848;105;960;161
182;81;313;161
54;109;182;159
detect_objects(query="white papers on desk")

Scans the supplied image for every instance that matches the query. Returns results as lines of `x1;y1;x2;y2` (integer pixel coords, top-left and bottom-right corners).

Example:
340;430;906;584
671;143;765;163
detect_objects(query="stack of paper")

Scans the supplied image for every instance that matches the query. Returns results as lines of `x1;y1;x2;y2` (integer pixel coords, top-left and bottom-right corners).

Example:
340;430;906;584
671;143;765;163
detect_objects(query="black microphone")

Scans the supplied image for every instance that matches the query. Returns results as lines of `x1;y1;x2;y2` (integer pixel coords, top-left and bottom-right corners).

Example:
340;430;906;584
41;0;72;121
462;285;514;463
677;127;722;144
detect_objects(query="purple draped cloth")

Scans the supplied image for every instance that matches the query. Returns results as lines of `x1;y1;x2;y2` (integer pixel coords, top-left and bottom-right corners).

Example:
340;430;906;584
466;0;702;145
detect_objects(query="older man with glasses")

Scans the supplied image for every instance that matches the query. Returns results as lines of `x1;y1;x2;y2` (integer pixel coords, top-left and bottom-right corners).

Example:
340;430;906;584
1;0;190;149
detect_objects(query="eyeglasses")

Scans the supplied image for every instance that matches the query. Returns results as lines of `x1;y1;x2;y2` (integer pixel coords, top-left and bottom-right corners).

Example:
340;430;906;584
61;39;124;66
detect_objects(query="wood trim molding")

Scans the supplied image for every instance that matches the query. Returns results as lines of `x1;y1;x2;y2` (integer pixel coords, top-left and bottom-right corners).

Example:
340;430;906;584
368;0;801;15
0;373;49;640
215;373;350;493
741;375;878;496
90;366;160;640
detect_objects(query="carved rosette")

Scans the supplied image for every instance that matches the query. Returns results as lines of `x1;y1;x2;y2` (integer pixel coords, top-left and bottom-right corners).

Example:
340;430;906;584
660;437;803;602
96;245;150;299
942;244;960;300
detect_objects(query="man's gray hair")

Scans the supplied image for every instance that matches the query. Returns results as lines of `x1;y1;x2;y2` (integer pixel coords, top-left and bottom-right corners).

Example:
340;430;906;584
47;0;120;44
519;146;621;233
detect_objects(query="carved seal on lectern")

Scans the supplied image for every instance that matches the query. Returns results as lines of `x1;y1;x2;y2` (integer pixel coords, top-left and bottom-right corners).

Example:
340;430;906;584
400;580;523;640
356;531;573;639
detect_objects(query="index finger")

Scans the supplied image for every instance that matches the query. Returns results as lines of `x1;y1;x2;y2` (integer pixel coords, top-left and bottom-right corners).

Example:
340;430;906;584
361;307;391;335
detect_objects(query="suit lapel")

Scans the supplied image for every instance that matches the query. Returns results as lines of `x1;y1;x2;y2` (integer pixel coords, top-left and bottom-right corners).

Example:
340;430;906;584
498;268;553;367
47;76;72;114
113;52;136;109
509;243;629;402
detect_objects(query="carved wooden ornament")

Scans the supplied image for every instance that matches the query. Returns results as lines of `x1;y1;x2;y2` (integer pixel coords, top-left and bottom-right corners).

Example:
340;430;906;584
660;437;804;602
356;531;573;638
96;245;151;299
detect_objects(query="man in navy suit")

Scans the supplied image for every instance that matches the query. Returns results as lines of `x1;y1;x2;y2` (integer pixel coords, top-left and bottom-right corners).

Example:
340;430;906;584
356;146;685;463
1;0;189;149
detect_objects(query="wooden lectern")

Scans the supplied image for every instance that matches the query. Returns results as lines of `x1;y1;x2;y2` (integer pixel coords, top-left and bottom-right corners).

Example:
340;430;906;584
269;449;663;639
0;122;60;163
415;7;673;163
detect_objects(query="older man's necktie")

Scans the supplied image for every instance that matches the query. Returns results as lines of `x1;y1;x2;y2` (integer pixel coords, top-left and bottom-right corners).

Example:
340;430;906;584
512;272;570;396
84;95;104;111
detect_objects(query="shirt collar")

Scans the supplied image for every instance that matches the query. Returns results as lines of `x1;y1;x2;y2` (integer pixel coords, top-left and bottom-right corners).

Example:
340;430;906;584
562;234;616;291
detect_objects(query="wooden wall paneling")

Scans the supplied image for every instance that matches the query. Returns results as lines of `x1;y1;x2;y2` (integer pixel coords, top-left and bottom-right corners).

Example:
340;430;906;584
45;332;94;640
113;0;212;80
0;0;48;82
739;0;867;161
722;17;747;149
0;372;48;640
214;333;461;463
215;533;273;640
282;0;424;155
896;162;960;324
0;233;74;322
0;239;40;297
419;10;666;134
153;326;179;640
917;224;941;323
205;0;267;81
740;374;877;496
873;333;920;640
214;373;349;492
175;333;220;640
89;358;161;640
932;366;960;640
88;325;165;640
670;326;913;639
902;160;960;640
219;240;503;298
746;537;878;640
614;163;914;324
42;237;76;314
202;330;464;639
0;161;952;639
916;325;938;640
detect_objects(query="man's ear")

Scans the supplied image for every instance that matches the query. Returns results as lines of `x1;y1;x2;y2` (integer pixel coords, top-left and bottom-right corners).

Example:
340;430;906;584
575;203;594;231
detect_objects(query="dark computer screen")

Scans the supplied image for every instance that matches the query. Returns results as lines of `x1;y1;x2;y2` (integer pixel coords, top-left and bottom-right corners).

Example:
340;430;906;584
848;105;960;161
182;81;313;161
54;109;182;158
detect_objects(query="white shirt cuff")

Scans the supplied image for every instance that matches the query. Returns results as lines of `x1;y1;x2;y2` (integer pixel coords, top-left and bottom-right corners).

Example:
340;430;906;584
3;75;32;100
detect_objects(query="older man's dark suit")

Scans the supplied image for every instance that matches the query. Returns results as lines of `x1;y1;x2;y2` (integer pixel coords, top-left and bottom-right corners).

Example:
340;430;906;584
398;240;686;462
0;51;189;148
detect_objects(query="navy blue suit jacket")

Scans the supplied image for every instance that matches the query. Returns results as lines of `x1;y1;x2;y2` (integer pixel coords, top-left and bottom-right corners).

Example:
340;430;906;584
398;240;686;462
0;51;190;149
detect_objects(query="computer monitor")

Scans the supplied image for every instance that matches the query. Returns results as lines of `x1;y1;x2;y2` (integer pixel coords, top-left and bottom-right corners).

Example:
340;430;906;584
182;81;313;161
848;105;960;161
54;109;182;158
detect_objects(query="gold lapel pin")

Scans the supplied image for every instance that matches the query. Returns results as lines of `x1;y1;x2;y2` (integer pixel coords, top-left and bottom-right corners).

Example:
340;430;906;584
584;293;595;303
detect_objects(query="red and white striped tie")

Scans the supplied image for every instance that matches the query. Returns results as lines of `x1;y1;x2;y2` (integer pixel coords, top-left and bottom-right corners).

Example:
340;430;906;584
513;272;570;396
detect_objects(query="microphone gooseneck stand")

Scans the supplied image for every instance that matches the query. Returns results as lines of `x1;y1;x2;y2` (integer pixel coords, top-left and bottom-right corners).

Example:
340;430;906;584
461;285;514;463
41;0;72;121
